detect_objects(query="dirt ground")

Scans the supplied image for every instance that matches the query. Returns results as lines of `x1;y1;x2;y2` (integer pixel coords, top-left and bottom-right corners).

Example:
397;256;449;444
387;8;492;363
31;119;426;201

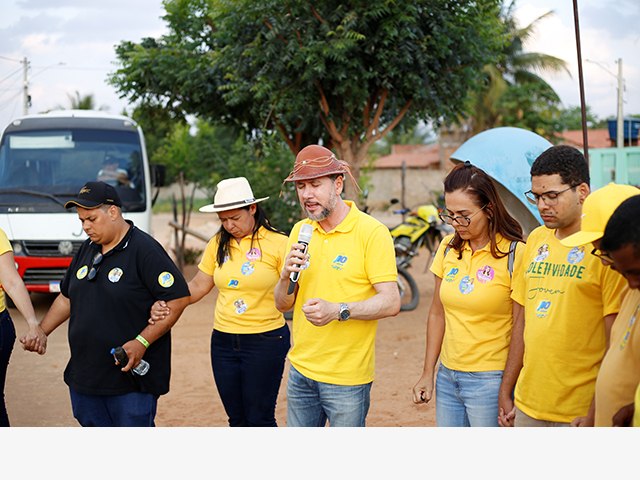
5;212;436;427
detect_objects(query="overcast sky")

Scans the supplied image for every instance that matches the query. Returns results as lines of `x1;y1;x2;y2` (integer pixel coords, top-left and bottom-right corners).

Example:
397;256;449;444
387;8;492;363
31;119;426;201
1;0;638;132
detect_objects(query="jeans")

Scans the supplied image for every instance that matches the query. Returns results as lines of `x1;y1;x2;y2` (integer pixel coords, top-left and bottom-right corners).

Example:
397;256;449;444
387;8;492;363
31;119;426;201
0;310;16;427
69;388;158;427
211;324;290;427
286;364;372;427
435;363;503;427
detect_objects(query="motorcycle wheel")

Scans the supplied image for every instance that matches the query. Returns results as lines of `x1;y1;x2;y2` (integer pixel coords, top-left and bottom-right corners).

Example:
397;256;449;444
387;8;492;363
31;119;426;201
397;267;419;312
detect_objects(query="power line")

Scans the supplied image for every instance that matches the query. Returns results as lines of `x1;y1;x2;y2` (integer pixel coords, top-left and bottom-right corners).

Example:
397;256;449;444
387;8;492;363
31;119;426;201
0;66;23;84
0;55;21;63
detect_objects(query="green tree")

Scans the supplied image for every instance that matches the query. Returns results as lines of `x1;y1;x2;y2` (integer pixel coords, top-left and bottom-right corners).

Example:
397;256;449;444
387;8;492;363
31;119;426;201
54;90;108;111
109;0;505;197
465;0;570;136
557;105;605;131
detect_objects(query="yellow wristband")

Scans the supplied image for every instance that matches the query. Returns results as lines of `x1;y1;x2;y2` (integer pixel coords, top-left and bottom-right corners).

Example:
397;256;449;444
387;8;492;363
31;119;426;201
136;334;150;348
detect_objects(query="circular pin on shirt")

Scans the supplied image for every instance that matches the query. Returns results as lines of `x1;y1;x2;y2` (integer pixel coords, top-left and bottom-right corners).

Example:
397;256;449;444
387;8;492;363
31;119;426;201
158;271;175;288
76;265;88;280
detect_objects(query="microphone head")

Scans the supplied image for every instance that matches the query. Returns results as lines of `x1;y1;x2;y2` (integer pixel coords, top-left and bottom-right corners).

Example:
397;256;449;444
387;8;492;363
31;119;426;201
298;223;313;243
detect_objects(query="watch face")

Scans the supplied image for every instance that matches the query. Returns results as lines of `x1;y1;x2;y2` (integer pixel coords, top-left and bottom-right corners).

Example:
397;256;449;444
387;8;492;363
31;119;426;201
340;304;350;320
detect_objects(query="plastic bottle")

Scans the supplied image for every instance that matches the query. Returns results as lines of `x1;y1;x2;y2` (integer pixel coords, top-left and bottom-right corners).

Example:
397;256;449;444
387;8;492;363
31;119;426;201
110;346;150;376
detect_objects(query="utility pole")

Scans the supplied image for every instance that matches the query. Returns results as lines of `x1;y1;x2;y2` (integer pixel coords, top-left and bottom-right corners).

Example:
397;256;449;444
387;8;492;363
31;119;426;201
616;58;623;148
21;56;30;115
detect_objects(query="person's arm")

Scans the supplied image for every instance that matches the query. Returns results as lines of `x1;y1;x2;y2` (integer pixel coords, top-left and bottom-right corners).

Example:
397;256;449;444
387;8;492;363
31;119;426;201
612;402;635;427
149;270;214;323
21;292;71;354
299;281;400;327
120;295;190;372
412;275;444;404
0;251;46;354
274;241;307;313
570;312;618;427
498;300;524;427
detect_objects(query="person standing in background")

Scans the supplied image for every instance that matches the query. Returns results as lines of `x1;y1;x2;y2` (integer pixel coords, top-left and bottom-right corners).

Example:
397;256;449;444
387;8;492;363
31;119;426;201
151;177;290;427
498;145;627;427
0;227;46;426
412;161;525;427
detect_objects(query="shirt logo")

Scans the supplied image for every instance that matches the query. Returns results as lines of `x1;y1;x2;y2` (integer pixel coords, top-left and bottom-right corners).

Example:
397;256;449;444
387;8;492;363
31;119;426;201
158;271;175;288
246;248;261;261
108;268;123;283
76;265;88;279
234;298;248;314
459;275;475;295
476;265;495;284
444;267;459;282
535;244;550;262
567;246;585;265
228;279;239;288
332;254;348;270
241;262;255;276
536;300;551;318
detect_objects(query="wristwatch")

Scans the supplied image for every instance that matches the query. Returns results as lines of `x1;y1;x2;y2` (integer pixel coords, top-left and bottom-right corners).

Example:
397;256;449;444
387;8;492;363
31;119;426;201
338;303;351;321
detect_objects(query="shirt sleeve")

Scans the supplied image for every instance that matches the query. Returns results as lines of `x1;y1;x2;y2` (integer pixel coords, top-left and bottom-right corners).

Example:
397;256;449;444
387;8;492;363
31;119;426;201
600;263;629;317
365;223;398;284
429;234;454;279
139;239;190;301
198;236;219;276
510;240;526;298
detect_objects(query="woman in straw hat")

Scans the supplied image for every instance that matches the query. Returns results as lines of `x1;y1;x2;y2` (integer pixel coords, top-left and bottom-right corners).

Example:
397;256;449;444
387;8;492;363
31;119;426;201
151;177;289;427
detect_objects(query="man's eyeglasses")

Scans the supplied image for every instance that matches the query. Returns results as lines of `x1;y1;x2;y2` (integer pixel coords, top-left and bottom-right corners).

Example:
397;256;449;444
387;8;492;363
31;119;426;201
524;185;576;206
591;247;614;266
438;204;487;227
87;252;103;281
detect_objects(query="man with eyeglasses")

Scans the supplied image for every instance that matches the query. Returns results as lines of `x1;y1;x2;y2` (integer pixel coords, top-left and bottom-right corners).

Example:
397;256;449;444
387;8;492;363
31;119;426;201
498;145;627;427
21;181;190;427
561;188;640;426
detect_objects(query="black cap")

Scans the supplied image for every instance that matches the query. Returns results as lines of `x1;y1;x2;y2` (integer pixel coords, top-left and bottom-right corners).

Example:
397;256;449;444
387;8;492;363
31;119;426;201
64;181;123;209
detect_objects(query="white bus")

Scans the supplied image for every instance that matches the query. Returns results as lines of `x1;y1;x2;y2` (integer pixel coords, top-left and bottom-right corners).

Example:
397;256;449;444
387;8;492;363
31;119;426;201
0;109;161;294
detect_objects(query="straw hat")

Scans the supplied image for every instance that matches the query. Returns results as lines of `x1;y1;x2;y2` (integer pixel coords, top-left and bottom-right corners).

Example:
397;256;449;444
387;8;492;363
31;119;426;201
561;182;640;247
199;177;268;213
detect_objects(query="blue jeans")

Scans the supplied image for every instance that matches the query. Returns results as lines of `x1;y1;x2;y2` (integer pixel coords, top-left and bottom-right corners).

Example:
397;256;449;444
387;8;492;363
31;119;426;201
211;324;290;427
286;364;372;427
69;388;158;427
435;363;503;427
0;310;16;427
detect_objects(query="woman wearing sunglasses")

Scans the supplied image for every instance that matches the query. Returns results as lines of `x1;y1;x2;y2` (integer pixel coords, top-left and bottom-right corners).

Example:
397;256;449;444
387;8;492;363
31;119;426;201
412;161;524;427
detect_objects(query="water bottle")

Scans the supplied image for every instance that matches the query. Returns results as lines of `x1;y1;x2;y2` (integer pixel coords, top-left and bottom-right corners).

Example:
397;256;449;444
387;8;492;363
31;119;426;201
110;346;150;376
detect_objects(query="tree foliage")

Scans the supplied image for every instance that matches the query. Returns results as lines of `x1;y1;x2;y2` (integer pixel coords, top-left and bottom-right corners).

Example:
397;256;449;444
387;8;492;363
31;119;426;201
464;0;570;136
109;0;505;196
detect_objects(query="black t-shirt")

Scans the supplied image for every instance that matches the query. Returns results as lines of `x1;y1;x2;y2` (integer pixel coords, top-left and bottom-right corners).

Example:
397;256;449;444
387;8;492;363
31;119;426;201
60;221;189;396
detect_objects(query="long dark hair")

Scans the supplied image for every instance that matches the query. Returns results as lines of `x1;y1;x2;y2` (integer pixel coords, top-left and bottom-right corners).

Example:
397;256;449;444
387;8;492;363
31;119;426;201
444;162;524;259
216;204;286;265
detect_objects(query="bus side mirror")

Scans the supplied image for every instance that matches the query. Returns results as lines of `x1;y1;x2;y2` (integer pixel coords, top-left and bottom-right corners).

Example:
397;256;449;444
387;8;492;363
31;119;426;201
150;164;166;187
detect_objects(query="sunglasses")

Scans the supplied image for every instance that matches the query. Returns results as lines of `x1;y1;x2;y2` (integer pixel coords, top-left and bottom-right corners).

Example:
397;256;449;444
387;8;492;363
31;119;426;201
87;252;103;281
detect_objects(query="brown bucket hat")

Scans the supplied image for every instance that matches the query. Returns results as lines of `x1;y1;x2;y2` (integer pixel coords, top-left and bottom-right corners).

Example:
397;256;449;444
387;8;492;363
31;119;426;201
283;145;360;193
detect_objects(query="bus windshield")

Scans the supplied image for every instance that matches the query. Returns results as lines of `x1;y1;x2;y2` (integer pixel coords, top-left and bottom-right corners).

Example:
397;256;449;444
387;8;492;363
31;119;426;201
0;127;146;213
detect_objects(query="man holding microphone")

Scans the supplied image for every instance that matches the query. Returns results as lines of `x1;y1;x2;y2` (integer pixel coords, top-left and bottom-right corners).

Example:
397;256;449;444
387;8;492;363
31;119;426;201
275;144;400;427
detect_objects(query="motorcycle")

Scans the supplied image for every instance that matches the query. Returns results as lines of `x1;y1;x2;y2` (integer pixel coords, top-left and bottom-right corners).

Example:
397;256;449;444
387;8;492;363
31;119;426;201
361;190;432;313
389;199;450;311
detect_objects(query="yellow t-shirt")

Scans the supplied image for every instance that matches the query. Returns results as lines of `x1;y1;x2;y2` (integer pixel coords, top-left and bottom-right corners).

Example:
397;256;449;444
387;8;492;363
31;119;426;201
198;226;288;334
0;228;12;312
512;226;627;423
633;382;640;426
430;234;524;371
595;288;640;426
287;201;398;385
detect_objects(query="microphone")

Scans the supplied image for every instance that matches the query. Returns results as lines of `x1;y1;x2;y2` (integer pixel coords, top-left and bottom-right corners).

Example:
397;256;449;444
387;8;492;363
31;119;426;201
287;223;313;295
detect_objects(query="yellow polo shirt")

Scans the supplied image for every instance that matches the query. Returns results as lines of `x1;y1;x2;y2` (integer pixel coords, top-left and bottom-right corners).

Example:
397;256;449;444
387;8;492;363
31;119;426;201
431;234;524;371
633;383;640;426
512;226;627;423
0;229;12;312
287;201;397;385
198;226;288;334
595;288;639;426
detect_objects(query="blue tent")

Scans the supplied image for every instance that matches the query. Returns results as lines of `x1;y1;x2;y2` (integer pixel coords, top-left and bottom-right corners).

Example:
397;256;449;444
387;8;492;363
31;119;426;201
450;127;553;235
